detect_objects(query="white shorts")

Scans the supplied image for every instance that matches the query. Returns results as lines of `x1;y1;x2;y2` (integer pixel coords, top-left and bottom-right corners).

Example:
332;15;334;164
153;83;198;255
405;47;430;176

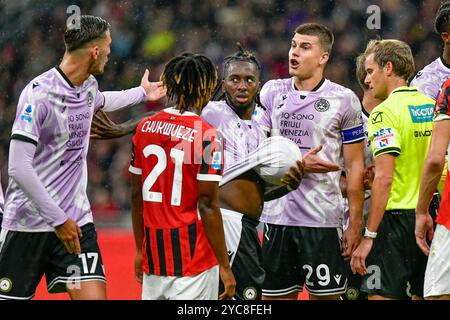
424;224;450;297
142;265;219;300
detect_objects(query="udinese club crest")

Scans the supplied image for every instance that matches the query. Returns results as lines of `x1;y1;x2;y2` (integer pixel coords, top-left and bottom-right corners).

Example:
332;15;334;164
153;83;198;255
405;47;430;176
87;91;94;108
314;98;330;112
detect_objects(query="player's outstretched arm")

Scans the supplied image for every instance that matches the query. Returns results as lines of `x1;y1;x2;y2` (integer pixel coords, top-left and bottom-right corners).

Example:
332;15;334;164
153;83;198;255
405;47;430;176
99;69;166;113
90;109;155;140
198;180;236;300
131;173;144;284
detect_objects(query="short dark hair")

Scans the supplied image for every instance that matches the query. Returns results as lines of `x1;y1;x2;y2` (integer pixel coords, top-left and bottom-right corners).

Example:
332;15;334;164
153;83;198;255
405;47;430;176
294;23;334;53
161;53;217;113
64;15;110;52
435;2;450;33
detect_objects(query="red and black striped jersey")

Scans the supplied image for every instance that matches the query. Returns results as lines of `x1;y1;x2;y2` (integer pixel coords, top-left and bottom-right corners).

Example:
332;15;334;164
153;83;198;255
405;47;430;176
129;107;223;276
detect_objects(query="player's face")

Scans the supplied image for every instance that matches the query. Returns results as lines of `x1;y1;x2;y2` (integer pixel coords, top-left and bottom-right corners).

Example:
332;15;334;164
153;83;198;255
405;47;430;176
89;30;112;75
289;33;329;80
364;53;388;100
223;61;260;110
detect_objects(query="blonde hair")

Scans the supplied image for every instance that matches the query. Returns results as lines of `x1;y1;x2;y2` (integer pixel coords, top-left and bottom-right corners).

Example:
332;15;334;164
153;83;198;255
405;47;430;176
364;39;415;81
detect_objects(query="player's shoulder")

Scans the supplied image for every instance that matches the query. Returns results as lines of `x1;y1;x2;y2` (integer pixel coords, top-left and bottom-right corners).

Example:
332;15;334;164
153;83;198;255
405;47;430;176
85;74;99;88
202;100;226;119
21;68;57;97
324;80;358;99
261;78;292;94
413;57;442;79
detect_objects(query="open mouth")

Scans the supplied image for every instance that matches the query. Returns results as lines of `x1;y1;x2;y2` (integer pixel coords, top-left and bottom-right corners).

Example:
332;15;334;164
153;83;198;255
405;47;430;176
290;59;299;69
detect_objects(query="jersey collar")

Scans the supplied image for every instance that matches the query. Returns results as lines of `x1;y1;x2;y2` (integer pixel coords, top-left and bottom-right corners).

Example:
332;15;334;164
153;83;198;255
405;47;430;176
54;66;75;88
163;107;198;117
391;86;418;94
439;56;450;71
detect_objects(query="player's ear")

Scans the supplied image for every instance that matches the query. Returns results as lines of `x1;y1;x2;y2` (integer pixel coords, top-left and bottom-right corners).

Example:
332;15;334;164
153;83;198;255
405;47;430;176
319;51;329;65
384;61;394;76
91;46;100;60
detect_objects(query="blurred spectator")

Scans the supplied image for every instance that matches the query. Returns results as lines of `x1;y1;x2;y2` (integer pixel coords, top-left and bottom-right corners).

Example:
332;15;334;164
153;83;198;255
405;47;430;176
0;0;445;225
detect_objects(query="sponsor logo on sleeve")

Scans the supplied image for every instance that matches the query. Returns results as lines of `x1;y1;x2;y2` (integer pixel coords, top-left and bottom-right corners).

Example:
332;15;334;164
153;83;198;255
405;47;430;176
211;151;221;170
20;104;34;123
373;128;395;149
408;105;434;123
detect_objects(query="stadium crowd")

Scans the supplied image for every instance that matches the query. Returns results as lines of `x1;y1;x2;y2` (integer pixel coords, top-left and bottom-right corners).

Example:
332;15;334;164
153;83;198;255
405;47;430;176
0;0;444;222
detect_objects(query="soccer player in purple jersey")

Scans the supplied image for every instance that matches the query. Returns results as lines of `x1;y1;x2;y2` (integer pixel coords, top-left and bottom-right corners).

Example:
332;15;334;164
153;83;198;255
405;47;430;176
257;23;365;300
410;1;450;100
0;15;165;300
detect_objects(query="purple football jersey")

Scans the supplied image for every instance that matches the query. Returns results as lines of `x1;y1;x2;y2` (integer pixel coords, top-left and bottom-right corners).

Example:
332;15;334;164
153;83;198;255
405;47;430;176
410;57;450;100
202;101;265;175
257;78;364;227
3;67;105;231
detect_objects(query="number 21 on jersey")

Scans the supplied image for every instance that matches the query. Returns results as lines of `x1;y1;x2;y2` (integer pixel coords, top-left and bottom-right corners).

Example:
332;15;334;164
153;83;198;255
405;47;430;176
141;144;184;206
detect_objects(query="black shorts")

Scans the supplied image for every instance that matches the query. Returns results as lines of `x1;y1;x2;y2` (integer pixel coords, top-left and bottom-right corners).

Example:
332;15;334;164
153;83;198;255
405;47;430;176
262;224;347;297
0;223;105;299
219;209;264;300
361;210;427;299
341;261;368;300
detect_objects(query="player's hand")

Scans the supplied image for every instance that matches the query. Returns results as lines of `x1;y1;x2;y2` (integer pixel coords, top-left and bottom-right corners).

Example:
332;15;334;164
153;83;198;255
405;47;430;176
342;223;361;258
134;249;143;284
91;110;131;140
363;165;375;190
218;265;236;300
350;238;373;276
281;160;304;191
415;211;434;256
54;218;82;255
140;69;167;102
302;145;341;173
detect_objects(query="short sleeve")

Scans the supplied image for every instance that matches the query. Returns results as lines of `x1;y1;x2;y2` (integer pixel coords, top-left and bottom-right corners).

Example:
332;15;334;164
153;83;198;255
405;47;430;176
368;108;401;158
434;79;450;122
340;91;365;144
197;128;223;182
94;88;105;112
129;132;142;175
11;84;49;145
